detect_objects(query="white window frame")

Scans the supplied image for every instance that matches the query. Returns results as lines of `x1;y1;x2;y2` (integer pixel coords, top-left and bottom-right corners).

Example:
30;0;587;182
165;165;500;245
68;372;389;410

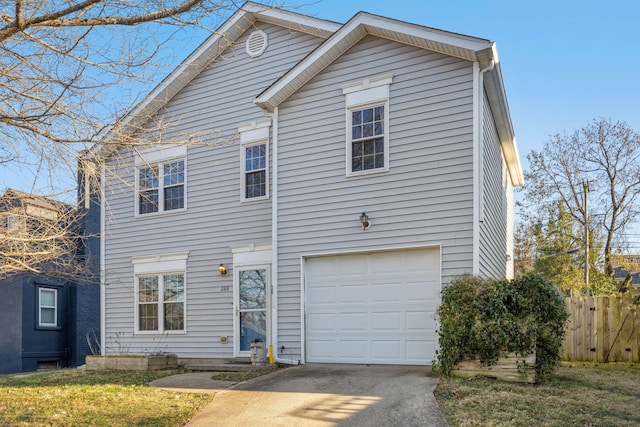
134;145;187;217
342;74;393;177
132;252;189;334
38;288;58;327
238;119;271;202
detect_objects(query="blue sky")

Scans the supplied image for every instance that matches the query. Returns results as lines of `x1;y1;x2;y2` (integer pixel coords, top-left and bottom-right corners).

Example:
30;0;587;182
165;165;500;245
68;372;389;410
299;0;640;169
2;0;639;201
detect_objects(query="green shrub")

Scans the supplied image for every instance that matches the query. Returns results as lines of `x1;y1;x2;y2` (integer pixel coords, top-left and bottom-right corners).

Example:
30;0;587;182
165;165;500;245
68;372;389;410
436;273;569;382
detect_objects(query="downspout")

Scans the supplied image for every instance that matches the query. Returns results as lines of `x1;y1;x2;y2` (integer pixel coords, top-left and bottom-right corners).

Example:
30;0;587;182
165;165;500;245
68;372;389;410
270;106;280;363
473;58;495;275
99;165;106;356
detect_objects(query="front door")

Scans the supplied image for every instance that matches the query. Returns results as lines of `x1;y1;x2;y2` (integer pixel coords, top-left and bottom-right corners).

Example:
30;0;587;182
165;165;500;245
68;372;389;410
235;266;270;356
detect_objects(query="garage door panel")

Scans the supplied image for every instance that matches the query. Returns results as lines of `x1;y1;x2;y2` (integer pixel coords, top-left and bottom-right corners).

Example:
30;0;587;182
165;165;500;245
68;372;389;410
308;314;336;331
370;312;402;331
306;248;440;365
340;285;368;303
371;283;403;302
371;341;402;360
338;312;368;331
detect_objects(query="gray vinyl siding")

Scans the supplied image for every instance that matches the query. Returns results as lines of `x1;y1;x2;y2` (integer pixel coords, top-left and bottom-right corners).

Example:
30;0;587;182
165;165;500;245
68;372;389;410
102;22;324;357
479;92;509;279
276;35;475;355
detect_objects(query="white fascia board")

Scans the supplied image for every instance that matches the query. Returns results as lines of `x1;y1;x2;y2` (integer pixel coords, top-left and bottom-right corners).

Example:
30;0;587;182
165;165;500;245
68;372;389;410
483;60;524;186
363;14;492;55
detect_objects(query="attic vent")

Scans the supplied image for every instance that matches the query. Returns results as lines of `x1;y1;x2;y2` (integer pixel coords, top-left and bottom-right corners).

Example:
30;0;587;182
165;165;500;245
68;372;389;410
246;30;268;58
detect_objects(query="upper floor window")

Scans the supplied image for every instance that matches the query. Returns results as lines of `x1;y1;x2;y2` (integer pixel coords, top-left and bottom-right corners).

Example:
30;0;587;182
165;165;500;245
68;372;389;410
137;159;185;215
244;144;267;199
350;106;385;172
39;288;57;327
238;119;271;201
342;74;393;176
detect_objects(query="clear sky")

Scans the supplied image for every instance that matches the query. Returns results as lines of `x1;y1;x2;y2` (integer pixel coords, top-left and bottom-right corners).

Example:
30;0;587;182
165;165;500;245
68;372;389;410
298;0;640;169
2;0;639;202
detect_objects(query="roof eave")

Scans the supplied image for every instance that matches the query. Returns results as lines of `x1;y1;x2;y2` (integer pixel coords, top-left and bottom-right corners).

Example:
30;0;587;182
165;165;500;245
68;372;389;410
88;1;340;162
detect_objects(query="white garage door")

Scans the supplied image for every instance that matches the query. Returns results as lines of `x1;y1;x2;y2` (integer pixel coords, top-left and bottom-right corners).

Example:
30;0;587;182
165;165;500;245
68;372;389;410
305;248;440;365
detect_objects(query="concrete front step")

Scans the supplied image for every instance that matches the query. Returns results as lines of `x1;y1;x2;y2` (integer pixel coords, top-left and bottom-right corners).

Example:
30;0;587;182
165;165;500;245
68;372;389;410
184;363;278;372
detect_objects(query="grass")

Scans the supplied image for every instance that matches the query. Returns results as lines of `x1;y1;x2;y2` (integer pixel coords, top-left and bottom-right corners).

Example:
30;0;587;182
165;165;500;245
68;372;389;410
0;369;213;427
435;362;640;426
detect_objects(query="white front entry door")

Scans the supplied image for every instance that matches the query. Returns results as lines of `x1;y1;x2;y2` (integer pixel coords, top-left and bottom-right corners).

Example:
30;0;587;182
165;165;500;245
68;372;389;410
305;248;440;365
235;265;270;357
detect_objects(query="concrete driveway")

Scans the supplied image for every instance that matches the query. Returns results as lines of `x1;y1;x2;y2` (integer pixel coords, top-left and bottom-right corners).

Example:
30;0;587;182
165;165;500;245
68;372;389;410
184;364;447;427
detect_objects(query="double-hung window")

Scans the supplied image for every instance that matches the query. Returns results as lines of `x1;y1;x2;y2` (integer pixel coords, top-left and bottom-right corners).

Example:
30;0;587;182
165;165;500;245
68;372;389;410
238;119;271;201
132;253;188;334
137;159;185;215
138;273;185;332
342;74;393;176
39;288;57;327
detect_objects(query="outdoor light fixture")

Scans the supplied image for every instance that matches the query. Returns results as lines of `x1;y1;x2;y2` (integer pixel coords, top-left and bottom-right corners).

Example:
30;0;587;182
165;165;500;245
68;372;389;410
360;212;371;230
218;264;228;276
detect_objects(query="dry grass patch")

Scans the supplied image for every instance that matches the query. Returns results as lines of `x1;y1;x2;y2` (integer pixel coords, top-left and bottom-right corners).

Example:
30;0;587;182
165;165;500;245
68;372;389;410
0;369;213;426
435;363;640;426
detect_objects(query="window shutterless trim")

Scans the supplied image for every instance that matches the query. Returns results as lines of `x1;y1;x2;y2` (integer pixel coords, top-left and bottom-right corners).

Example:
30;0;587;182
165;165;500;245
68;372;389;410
38;287;58;328
134;157;187;217
238;119;271;202
342;75;393;177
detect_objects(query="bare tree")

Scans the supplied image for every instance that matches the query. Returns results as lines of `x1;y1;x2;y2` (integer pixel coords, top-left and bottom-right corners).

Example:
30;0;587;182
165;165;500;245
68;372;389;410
0;0;267;191
0;1;283;276
524;118;640;278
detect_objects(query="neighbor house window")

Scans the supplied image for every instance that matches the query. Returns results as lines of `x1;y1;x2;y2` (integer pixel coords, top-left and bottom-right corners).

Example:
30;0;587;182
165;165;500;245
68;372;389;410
137;159;185;215
342;74;393;176
132;252;188;334
238;119;271;201
39;288;57;327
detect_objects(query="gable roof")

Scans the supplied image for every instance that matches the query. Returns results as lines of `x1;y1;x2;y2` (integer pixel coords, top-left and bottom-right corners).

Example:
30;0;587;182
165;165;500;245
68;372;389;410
89;1;340;161
254;11;523;186
90;2;523;186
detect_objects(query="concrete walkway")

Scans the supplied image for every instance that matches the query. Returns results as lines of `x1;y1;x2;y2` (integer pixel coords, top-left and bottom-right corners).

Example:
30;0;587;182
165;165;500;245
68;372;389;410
153;364;448;427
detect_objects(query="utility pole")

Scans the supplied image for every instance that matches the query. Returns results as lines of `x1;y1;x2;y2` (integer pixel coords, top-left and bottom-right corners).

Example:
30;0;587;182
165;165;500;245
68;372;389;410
584;181;590;289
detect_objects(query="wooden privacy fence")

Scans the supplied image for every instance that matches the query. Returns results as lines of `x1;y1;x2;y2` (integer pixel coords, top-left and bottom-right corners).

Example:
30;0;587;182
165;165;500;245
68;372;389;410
562;294;640;362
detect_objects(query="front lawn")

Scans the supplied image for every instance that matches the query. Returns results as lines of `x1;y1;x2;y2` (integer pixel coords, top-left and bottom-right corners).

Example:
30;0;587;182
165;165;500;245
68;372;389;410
0;369;213;426
435;363;640;426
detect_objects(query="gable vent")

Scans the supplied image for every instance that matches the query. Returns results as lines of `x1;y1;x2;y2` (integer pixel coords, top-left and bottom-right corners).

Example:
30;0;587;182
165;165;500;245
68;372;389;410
246;30;268;58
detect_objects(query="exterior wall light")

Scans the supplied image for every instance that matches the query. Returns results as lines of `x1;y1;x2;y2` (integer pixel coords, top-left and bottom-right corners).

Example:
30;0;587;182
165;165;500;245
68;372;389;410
360;212;371;230
218;264;228;276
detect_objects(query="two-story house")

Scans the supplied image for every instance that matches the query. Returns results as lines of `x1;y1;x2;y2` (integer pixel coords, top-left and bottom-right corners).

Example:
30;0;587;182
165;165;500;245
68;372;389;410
91;2;523;366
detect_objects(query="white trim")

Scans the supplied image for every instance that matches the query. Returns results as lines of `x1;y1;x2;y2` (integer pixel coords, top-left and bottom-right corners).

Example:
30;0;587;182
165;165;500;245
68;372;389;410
342;74;392;177
270;107;280;363
233;264;271;357
238;119;272;144
341;74;393;99
134;145;187;166
472;61;480;275
300;243;442;364
131;253;188;335
38;287;58;327
239;120;271;202
100;165;106;355
231;243;272;265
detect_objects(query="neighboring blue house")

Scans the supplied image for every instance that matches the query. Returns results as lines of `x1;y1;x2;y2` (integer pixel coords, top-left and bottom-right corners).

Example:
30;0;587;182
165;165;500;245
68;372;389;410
0;176;100;374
